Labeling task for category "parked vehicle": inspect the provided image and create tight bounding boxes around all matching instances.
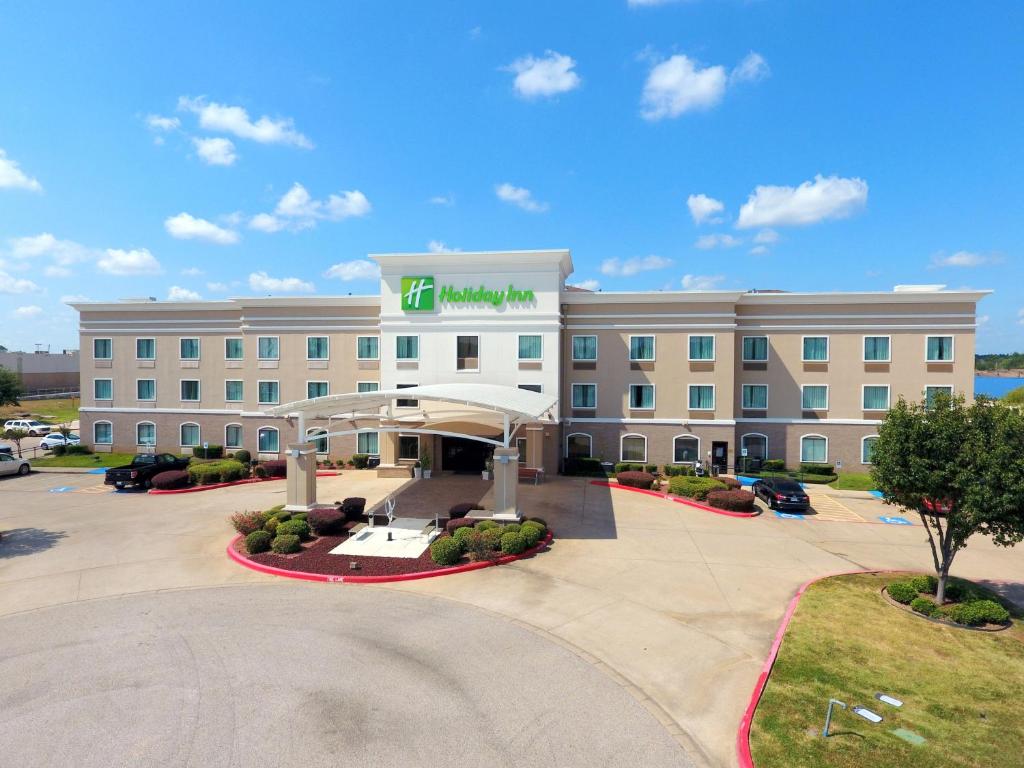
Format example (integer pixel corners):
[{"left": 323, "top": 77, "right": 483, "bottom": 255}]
[
  {"left": 752, "top": 477, "right": 810, "bottom": 511},
  {"left": 0, "top": 453, "right": 30, "bottom": 477},
  {"left": 0, "top": 445, "right": 12, "bottom": 455},
  {"left": 39, "top": 433, "right": 81, "bottom": 450},
  {"left": 3, "top": 419, "right": 51, "bottom": 436},
  {"left": 104, "top": 453, "right": 191, "bottom": 490}
]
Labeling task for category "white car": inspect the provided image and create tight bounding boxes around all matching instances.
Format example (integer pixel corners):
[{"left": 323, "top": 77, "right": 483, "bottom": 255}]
[
  {"left": 0, "top": 453, "right": 30, "bottom": 476},
  {"left": 39, "top": 433, "right": 81, "bottom": 450},
  {"left": 3, "top": 419, "right": 51, "bottom": 436}
]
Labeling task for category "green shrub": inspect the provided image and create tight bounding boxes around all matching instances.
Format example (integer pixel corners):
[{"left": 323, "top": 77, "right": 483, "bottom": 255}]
[
  {"left": 719, "top": 476, "right": 742, "bottom": 490},
  {"left": 232, "top": 449, "right": 251, "bottom": 464},
  {"left": 273, "top": 511, "right": 292, "bottom": 523},
  {"left": 614, "top": 462, "right": 645, "bottom": 474},
  {"left": 910, "top": 574, "right": 938, "bottom": 594},
  {"left": 521, "top": 519, "right": 546, "bottom": 536},
  {"left": 887, "top": 580, "right": 918, "bottom": 604},
  {"left": 187, "top": 459, "right": 247, "bottom": 485},
  {"left": 253, "top": 464, "right": 268, "bottom": 478},
  {"left": 500, "top": 531, "right": 528, "bottom": 555},
  {"left": 271, "top": 534, "right": 301, "bottom": 554},
  {"left": 452, "top": 525, "right": 477, "bottom": 550},
  {"left": 430, "top": 536, "right": 462, "bottom": 566},
  {"left": 263, "top": 517, "right": 280, "bottom": 535},
  {"left": 799, "top": 462, "right": 835, "bottom": 476},
  {"left": 192, "top": 444, "right": 224, "bottom": 459},
  {"left": 644, "top": 464, "right": 659, "bottom": 474},
  {"left": 911, "top": 596, "right": 937, "bottom": 616},
  {"left": 525, "top": 516, "right": 547, "bottom": 528},
  {"left": 475, "top": 520, "right": 499, "bottom": 531},
  {"left": 52, "top": 444, "right": 66, "bottom": 456},
  {"left": 668, "top": 475, "right": 727, "bottom": 500},
  {"left": 276, "top": 519, "right": 311, "bottom": 540},
  {"left": 502, "top": 523, "right": 521, "bottom": 534},
  {"left": 946, "top": 599, "right": 1010, "bottom": 627},
  {"left": 229, "top": 510, "right": 264, "bottom": 536},
  {"left": 520, "top": 525, "right": 542, "bottom": 548},
  {"left": 762, "top": 459, "right": 786, "bottom": 472},
  {"left": 563, "top": 458, "right": 606, "bottom": 476},
  {"left": 481, "top": 528, "right": 503, "bottom": 550},
  {"left": 245, "top": 530, "right": 272, "bottom": 554},
  {"left": 65, "top": 444, "right": 93, "bottom": 455},
  {"left": 351, "top": 453, "right": 370, "bottom": 469},
  {"left": 663, "top": 464, "right": 695, "bottom": 477}
]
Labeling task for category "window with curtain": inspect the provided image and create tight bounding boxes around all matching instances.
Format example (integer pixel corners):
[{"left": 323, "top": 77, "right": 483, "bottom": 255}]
[
  {"left": 93, "top": 338, "right": 112, "bottom": 359},
  {"left": 688, "top": 385, "right": 715, "bottom": 410},
  {"left": 673, "top": 436, "right": 699, "bottom": 463},
  {"left": 136, "top": 379, "right": 155, "bottom": 401},
  {"left": 518, "top": 335, "right": 542, "bottom": 360},
  {"left": 688, "top": 335, "right": 715, "bottom": 361},
  {"left": 357, "top": 432, "right": 379, "bottom": 455},
  {"left": 136, "top": 422, "right": 155, "bottom": 446},
  {"left": 307, "top": 428, "right": 328, "bottom": 454},
  {"left": 926, "top": 336, "right": 954, "bottom": 361},
  {"left": 802, "top": 337, "right": 828, "bottom": 361},
  {"left": 456, "top": 335, "right": 479, "bottom": 370},
  {"left": 742, "top": 336, "right": 768, "bottom": 362},
  {"left": 257, "top": 337, "right": 279, "bottom": 360},
  {"left": 357, "top": 336, "right": 379, "bottom": 360},
  {"left": 257, "top": 427, "right": 279, "bottom": 453},
  {"left": 801, "top": 436, "right": 827, "bottom": 463},
  {"left": 225, "top": 338, "right": 244, "bottom": 360},
  {"left": 396, "top": 335, "right": 419, "bottom": 360},
  {"left": 566, "top": 434, "right": 591, "bottom": 459},
  {"left": 629, "top": 384, "right": 654, "bottom": 409},
  {"left": 180, "top": 338, "right": 200, "bottom": 360},
  {"left": 307, "top": 381, "right": 328, "bottom": 399},
  {"left": 863, "top": 385, "right": 890, "bottom": 410},
  {"left": 225, "top": 424, "right": 242, "bottom": 449},
  {"left": 572, "top": 383, "right": 596, "bottom": 408},
  {"left": 862, "top": 436, "right": 878, "bottom": 464},
  {"left": 396, "top": 383, "right": 418, "bottom": 408},
  {"left": 741, "top": 434, "right": 768, "bottom": 460},
  {"left": 741, "top": 384, "right": 768, "bottom": 409},
  {"left": 180, "top": 380, "right": 200, "bottom": 401},
  {"left": 801, "top": 385, "right": 828, "bottom": 410},
  {"left": 307, "top": 336, "right": 329, "bottom": 360},
  {"left": 629, "top": 336, "right": 655, "bottom": 361},
  {"left": 620, "top": 435, "right": 646, "bottom": 462},
  {"left": 572, "top": 336, "right": 597, "bottom": 360},
  {"left": 398, "top": 435, "right": 419, "bottom": 460},
  {"left": 257, "top": 381, "right": 279, "bottom": 404},
  {"left": 357, "top": 382, "right": 379, "bottom": 393},
  {"left": 94, "top": 421, "right": 113, "bottom": 445},
  {"left": 225, "top": 380, "right": 243, "bottom": 401},
  {"left": 925, "top": 386, "right": 952, "bottom": 409},
  {"left": 180, "top": 423, "right": 200, "bottom": 447},
  {"left": 136, "top": 338, "right": 156, "bottom": 360},
  {"left": 94, "top": 379, "right": 112, "bottom": 400},
  {"left": 864, "top": 336, "right": 890, "bottom": 362}
]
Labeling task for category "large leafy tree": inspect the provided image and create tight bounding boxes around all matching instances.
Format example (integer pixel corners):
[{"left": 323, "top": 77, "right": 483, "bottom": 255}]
[
  {"left": 871, "top": 393, "right": 1024, "bottom": 603},
  {"left": 0, "top": 367, "right": 21, "bottom": 406}
]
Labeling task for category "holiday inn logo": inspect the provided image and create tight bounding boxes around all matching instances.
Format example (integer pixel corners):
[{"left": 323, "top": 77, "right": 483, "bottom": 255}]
[
  {"left": 401, "top": 276, "right": 435, "bottom": 311},
  {"left": 400, "top": 275, "right": 536, "bottom": 311}
]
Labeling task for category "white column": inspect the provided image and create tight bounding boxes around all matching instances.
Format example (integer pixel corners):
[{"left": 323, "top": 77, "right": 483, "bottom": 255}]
[
  {"left": 284, "top": 442, "right": 318, "bottom": 512},
  {"left": 491, "top": 446, "right": 519, "bottom": 518}
]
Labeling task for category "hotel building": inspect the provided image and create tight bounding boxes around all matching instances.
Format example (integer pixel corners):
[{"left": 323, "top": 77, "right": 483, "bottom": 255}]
[{"left": 72, "top": 249, "right": 986, "bottom": 475}]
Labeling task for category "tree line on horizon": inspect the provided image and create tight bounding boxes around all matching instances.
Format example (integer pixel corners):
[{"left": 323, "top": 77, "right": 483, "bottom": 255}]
[{"left": 975, "top": 353, "right": 1024, "bottom": 371}]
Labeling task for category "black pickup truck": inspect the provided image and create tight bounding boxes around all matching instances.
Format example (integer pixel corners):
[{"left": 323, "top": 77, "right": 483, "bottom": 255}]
[{"left": 104, "top": 453, "right": 190, "bottom": 489}]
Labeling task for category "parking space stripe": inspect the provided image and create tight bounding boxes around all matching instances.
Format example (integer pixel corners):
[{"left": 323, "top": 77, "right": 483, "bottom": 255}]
[{"left": 805, "top": 493, "right": 864, "bottom": 523}]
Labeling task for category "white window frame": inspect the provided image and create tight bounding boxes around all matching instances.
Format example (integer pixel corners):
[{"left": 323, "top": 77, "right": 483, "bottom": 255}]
[
  {"left": 180, "top": 379, "right": 201, "bottom": 402},
  {"left": 619, "top": 433, "right": 647, "bottom": 463},
  {"left": 564, "top": 432, "right": 593, "bottom": 459},
  {"left": 571, "top": 383, "right": 597, "bottom": 409},
  {"left": 224, "top": 380, "right": 244, "bottom": 403},
  {"left": 628, "top": 383, "right": 656, "bottom": 411},
  {"left": 257, "top": 335, "right": 280, "bottom": 361},
  {"left": 800, "top": 434, "right": 829, "bottom": 464},
  {"left": 257, "top": 380, "right": 280, "bottom": 405},
  {"left": 801, "top": 384, "right": 829, "bottom": 411},
  {"left": 396, "top": 334, "right": 420, "bottom": 361},
  {"left": 687, "top": 383, "right": 716, "bottom": 411},
  {"left": 628, "top": 334, "right": 656, "bottom": 362},
  {"left": 135, "top": 378, "right": 156, "bottom": 402},
  {"left": 671, "top": 434, "right": 700, "bottom": 464},
  {"left": 93, "top": 377, "right": 113, "bottom": 401},
  {"left": 862, "top": 384, "right": 891, "bottom": 411},
  {"left": 306, "top": 380, "right": 329, "bottom": 400},
  {"left": 861, "top": 434, "right": 879, "bottom": 465},
  {"left": 862, "top": 334, "right": 892, "bottom": 363},
  {"left": 135, "top": 337, "right": 156, "bottom": 360},
  {"left": 306, "top": 426, "right": 329, "bottom": 455},
  {"left": 224, "top": 337, "right": 244, "bottom": 361},
  {"left": 687, "top": 334, "right": 716, "bottom": 362},
  {"left": 397, "top": 433, "right": 420, "bottom": 461},
  {"left": 178, "top": 337, "right": 201, "bottom": 361},
  {"left": 801, "top": 335, "right": 830, "bottom": 363},
  {"left": 455, "top": 334, "right": 480, "bottom": 372},
  {"left": 740, "top": 433, "right": 769, "bottom": 461},
  {"left": 257, "top": 426, "right": 280, "bottom": 454},
  {"left": 224, "top": 423, "right": 243, "bottom": 450},
  {"left": 306, "top": 335, "right": 330, "bottom": 361},
  {"left": 741, "top": 335, "right": 769, "bottom": 363},
  {"left": 357, "top": 430, "right": 380, "bottom": 455},
  {"left": 517, "top": 334, "right": 544, "bottom": 361},
  {"left": 356, "top": 381, "right": 380, "bottom": 393},
  {"left": 924, "top": 384, "right": 954, "bottom": 408},
  {"left": 571, "top": 335, "right": 598, "bottom": 361},
  {"left": 93, "top": 420, "right": 113, "bottom": 445},
  {"left": 93, "top": 337, "right": 112, "bottom": 360},
  {"left": 180, "top": 422, "right": 201, "bottom": 448},
  {"left": 356, "top": 335, "right": 380, "bottom": 360},
  {"left": 741, "top": 383, "right": 768, "bottom": 410},
  {"left": 925, "top": 335, "right": 955, "bottom": 362},
  {"left": 136, "top": 421, "right": 156, "bottom": 448}
]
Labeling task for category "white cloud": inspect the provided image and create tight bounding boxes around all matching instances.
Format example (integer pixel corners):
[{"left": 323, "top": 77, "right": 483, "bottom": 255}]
[
  {"left": 251, "top": 183, "right": 372, "bottom": 233},
  {"left": 495, "top": 182, "right": 549, "bottom": 213},
  {"left": 681, "top": 273, "right": 725, "bottom": 290},
  {"left": 12, "top": 305, "right": 42, "bottom": 318},
  {"left": 568, "top": 279, "right": 600, "bottom": 291},
  {"left": 0, "top": 271, "right": 40, "bottom": 294},
  {"left": 7, "top": 233, "right": 90, "bottom": 265},
  {"left": 506, "top": 51, "right": 581, "bottom": 98},
  {"left": 730, "top": 52, "right": 770, "bottom": 84},
  {"left": 736, "top": 174, "right": 869, "bottom": 228},
  {"left": 641, "top": 55, "right": 727, "bottom": 120},
  {"left": 192, "top": 136, "right": 237, "bottom": 166},
  {"left": 930, "top": 250, "right": 994, "bottom": 268},
  {"left": 749, "top": 245, "right": 769, "bottom": 256},
  {"left": 44, "top": 265, "right": 73, "bottom": 278},
  {"left": 181, "top": 266, "right": 204, "bottom": 276},
  {"left": 248, "top": 271, "right": 314, "bottom": 293},
  {"left": 753, "top": 229, "right": 779, "bottom": 244},
  {"left": 429, "top": 195, "right": 454, "bottom": 206},
  {"left": 167, "top": 286, "right": 201, "bottom": 301},
  {"left": 977, "top": 314, "right": 990, "bottom": 326},
  {"left": 1018, "top": 308, "right": 1024, "bottom": 326},
  {"left": 687, "top": 193, "right": 725, "bottom": 225},
  {"left": 600, "top": 254, "right": 672, "bottom": 277},
  {"left": 206, "top": 281, "right": 229, "bottom": 292},
  {"left": 178, "top": 96, "right": 313, "bottom": 149},
  {"left": 427, "top": 240, "right": 460, "bottom": 254},
  {"left": 323, "top": 260, "right": 379, "bottom": 281},
  {"left": 145, "top": 114, "right": 180, "bottom": 132},
  {"left": 97, "top": 248, "right": 162, "bottom": 276},
  {"left": 164, "top": 212, "right": 240, "bottom": 245},
  {"left": 0, "top": 149, "right": 43, "bottom": 192},
  {"left": 248, "top": 213, "right": 284, "bottom": 233},
  {"left": 695, "top": 233, "right": 742, "bottom": 250}
]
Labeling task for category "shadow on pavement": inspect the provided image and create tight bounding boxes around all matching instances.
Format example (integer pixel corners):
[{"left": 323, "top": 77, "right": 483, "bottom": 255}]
[{"left": 0, "top": 527, "right": 68, "bottom": 559}]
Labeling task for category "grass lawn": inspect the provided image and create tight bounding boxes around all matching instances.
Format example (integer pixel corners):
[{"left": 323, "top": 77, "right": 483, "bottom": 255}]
[
  {"left": 750, "top": 573, "right": 1024, "bottom": 768},
  {"left": 828, "top": 473, "right": 877, "bottom": 491},
  {"left": 741, "top": 470, "right": 838, "bottom": 484},
  {"left": 0, "top": 397, "right": 80, "bottom": 425},
  {"left": 30, "top": 452, "right": 136, "bottom": 468}
]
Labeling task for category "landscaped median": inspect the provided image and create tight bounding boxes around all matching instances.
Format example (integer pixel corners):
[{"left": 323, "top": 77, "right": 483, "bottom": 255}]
[{"left": 590, "top": 472, "right": 761, "bottom": 518}]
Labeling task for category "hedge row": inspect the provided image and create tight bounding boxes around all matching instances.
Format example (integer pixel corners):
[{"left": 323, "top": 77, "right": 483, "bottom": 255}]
[{"left": 667, "top": 475, "right": 727, "bottom": 500}]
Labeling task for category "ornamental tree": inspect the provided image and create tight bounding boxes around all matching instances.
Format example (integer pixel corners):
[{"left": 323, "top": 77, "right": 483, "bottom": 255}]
[
  {"left": 3, "top": 428, "right": 29, "bottom": 458},
  {"left": 871, "top": 393, "right": 1024, "bottom": 604},
  {"left": 0, "top": 367, "right": 21, "bottom": 406}
]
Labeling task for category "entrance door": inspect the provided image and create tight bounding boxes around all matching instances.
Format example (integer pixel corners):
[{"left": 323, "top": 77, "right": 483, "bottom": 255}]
[
  {"left": 441, "top": 436, "right": 490, "bottom": 474},
  {"left": 711, "top": 441, "right": 729, "bottom": 473}
]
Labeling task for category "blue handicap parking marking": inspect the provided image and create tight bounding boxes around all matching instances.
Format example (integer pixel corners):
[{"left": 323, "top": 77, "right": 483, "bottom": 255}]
[
  {"left": 879, "top": 515, "right": 913, "bottom": 526},
  {"left": 48, "top": 486, "right": 77, "bottom": 493},
  {"left": 775, "top": 511, "right": 805, "bottom": 520},
  {"left": 736, "top": 475, "right": 758, "bottom": 486},
  {"left": 868, "top": 490, "right": 884, "bottom": 499},
  {"left": 86, "top": 467, "right": 108, "bottom": 475}
]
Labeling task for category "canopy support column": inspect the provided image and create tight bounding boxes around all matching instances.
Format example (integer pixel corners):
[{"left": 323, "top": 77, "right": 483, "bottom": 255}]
[
  {"left": 284, "top": 443, "right": 318, "bottom": 512},
  {"left": 491, "top": 447, "right": 519, "bottom": 519}
]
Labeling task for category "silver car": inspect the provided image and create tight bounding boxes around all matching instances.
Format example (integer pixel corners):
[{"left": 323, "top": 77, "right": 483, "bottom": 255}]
[{"left": 0, "top": 453, "right": 30, "bottom": 477}]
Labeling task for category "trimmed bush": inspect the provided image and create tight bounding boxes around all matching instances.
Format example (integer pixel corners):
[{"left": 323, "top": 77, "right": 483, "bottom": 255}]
[
  {"left": 719, "top": 477, "right": 742, "bottom": 490},
  {"left": 614, "top": 462, "right": 646, "bottom": 474},
  {"left": 253, "top": 464, "right": 268, "bottom": 478},
  {"left": 946, "top": 599, "right": 1010, "bottom": 627},
  {"left": 762, "top": 459, "right": 786, "bottom": 472},
  {"left": 500, "top": 531, "right": 528, "bottom": 555},
  {"left": 271, "top": 533, "right": 301, "bottom": 554},
  {"left": 887, "top": 580, "right": 918, "bottom": 605},
  {"left": 229, "top": 510, "right": 264, "bottom": 536},
  {"left": 663, "top": 464, "right": 695, "bottom": 477},
  {"left": 261, "top": 460, "right": 287, "bottom": 478},
  {"left": 668, "top": 475, "right": 727, "bottom": 500},
  {"left": 245, "top": 530, "right": 272, "bottom": 554},
  {"left": 525, "top": 516, "right": 547, "bottom": 528},
  {"left": 910, "top": 574, "right": 938, "bottom": 594},
  {"left": 563, "top": 458, "right": 606, "bottom": 476},
  {"left": 446, "top": 517, "right": 476, "bottom": 535},
  {"left": 644, "top": 464, "right": 659, "bottom": 474},
  {"left": 307, "top": 508, "right": 345, "bottom": 536},
  {"left": 188, "top": 459, "right": 247, "bottom": 485},
  {"left": 152, "top": 469, "right": 190, "bottom": 490},
  {"left": 232, "top": 449, "right": 251, "bottom": 464},
  {"left": 192, "top": 444, "right": 224, "bottom": 459},
  {"left": 522, "top": 519, "right": 547, "bottom": 535},
  {"left": 276, "top": 519, "right": 311, "bottom": 540},
  {"left": 481, "top": 528, "right": 503, "bottom": 550},
  {"left": 430, "top": 536, "right": 462, "bottom": 566},
  {"left": 65, "top": 444, "right": 93, "bottom": 455},
  {"left": 799, "top": 463, "right": 835, "bottom": 476},
  {"left": 452, "top": 525, "right": 477, "bottom": 551},
  {"left": 706, "top": 489, "right": 756, "bottom": 512},
  {"left": 502, "top": 523, "right": 522, "bottom": 534},
  {"left": 475, "top": 520, "right": 499, "bottom": 532},
  {"left": 52, "top": 444, "right": 66, "bottom": 456},
  {"left": 520, "top": 525, "right": 543, "bottom": 548},
  {"left": 351, "top": 453, "right": 370, "bottom": 469},
  {"left": 911, "top": 597, "right": 938, "bottom": 616},
  {"left": 617, "top": 471, "right": 655, "bottom": 490},
  {"left": 448, "top": 502, "right": 483, "bottom": 519},
  {"left": 263, "top": 517, "right": 280, "bottom": 535}
]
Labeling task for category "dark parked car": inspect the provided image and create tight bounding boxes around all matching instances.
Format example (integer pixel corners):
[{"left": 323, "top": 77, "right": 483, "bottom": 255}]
[
  {"left": 752, "top": 477, "right": 810, "bottom": 511},
  {"left": 104, "top": 453, "right": 190, "bottom": 490}
]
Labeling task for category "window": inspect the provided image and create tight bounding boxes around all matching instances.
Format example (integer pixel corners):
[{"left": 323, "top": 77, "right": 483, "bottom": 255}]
[
  {"left": 94, "top": 378, "right": 112, "bottom": 401},
  {"left": 136, "top": 337, "right": 156, "bottom": 360},
  {"left": 741, "top": 384, "right": 768, "bottom": 410},
  {"left": 180, "top": 338, "right": 200, "bottom": 360},
  {"left": 257, "top": 380, "right": 279, "bottom": 405},
  {"left": 572, "top": 335, "right": 597, "bottom": 361},
  {"left": 572, "top": 383, "right": 596, "bottom": 408},
  {"left": 926, "top": 336, "right": 954, "bottom": 362},
  {"left": 861, "top": 435, "right": 879, "bottom": 465},
  {"left": 742, "top": 336, "right": 768, "bottom": 362},
  {"left": 307, "top": 381, "right": 329, "bottom": 399},
  {"left": 225, "top": 424, "right": 243, "bottom": 449},
  {"left": 398, "top": 435, "right": 419, "bottom": 460},
  {"left": 518, "top": 335, "right": 542, "bottom": 360},
  {"left": 456, "top": 335, "right": 479, "bottom": 370},
  {"left": 357, "top": 336, "right": 379, "bottom": 360},
  {"left": 629, "top": 384, "right": 655, "bottom": 410},
  {"left": 396, "top": 335, "right": 419, "bottom": 360},
  {"left": 180, "top": 423, "right": 200, "bottom": 447},
  {"left": 620, "top": 434, "right": 646, "bottom": 463},
  {"left": 629, "top": 335, "right": 655, "bottom": 361},
  {"left": 516, "top": 438, "right": 528, "bottom": 464},
  {"left": 673, "top": 435, "right": 699, "bottom": 464},
  {"left": 94, "top": 421, "right": 113, "bottom": 445},
  {"left": 93, "top": 338, "right": 112, "bottom": 360},
  {"left": 136, "top": 422, "right": 156, "bottom": 447},
  {"left": 225, "top": 380, "right": 244, "bottom": 402},
  {"left": 864, "top": 336, "right": 890, "bottom": 362},
  {"left": 565, "top": 433, "right": 592, "bottom": 459},
  {"left": 800, "top": 435, "right": 828, "bottom": 463},
  {"left": 136, "top": 379, "right": 156, "bottom": 401},
  {"left": 863, "top": 385, "right": 890, "bottom": 410},
  {"left": 688, "top": 335, "right": 715, "bottom": 361},
  {"left": 396, "top": 383, "right": 417, "bottom": 408},
  {"left": 801, "top": 385, "right": 828, "bottom": 410},
  {"left": 257, "top": 336, "right": 279, "bottom": 360},
  {"left": 357, "top": 431, "right": 379, "bottom": 455},
  {"left": 802, "top": 336, "right": 829, "bottom": 362},
  {"left": 518, "top": 384, "right": 542, "bottom": 393},
  {"left": 688, "top": 384, "right": 715, "bottom": 410},
  {"left": 925, "top": 385, "right": 953, "bottom": 409},
  {"left": 180, "top": 380, "right": 200, "bottom": 401},
  {"left": 741, "top": 434, "right": 768, "bottom": 461},
  {"left": 357, "top": 382, "right": 379, "bottom": 393},
  {"left": 225, "top": 338, "right": 244, "bottom": 360},
  {"left": 307, "top": 336, "right": 329, "bottom": 360},
  {"left": 257, "top": 427, "right": 279, "bottom": 453},
  {"left": 307, "top": 427, "right": 328, "bottom": 454}
]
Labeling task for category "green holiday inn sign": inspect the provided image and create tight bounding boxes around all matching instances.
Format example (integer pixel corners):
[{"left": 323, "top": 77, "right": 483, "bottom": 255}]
[{"left": 400, "top": 276, "right": 535, "bottom": 311}]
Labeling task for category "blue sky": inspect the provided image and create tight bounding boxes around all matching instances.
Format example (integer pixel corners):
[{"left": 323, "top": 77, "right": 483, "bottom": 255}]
[{"left": 1, "top": 1, "right": 1021, "bottom": 353}]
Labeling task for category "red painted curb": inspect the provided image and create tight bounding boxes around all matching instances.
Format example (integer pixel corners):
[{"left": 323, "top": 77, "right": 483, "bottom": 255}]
[
  {"left": 590, "top": 480, "right": 758, "bottom": 518},
  {"left": 226, "top": 530, "right": 554, "bottom": 584},
  {"left": 149, "top": 471, "right": 340, "bottom": 495}
]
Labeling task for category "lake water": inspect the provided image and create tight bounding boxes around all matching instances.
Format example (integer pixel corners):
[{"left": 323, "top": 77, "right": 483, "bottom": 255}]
[{"left": 975, "top": 376, "right": 1024, "bottom": 398}]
